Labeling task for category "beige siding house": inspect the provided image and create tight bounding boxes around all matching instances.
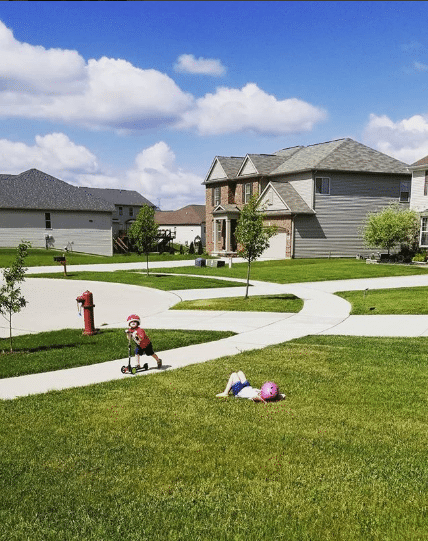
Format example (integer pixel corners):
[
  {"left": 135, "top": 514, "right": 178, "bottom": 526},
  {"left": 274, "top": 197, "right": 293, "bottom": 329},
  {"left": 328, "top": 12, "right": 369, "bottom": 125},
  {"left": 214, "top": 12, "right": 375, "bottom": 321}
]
[
  {"left": 204, "top": 139, "right": 411, "bottom": 258},
  {"left": 155, "top": 205, "right": 206, "bottom": 247},
  {"left": 408, "top": 156, "right": 428, "bottom": 247},
  {"left": 0, "top": 169, "right": 115, "bottom": 256},
  {"left": 79, "top": 187, "right": 155, "bottom": 237}
]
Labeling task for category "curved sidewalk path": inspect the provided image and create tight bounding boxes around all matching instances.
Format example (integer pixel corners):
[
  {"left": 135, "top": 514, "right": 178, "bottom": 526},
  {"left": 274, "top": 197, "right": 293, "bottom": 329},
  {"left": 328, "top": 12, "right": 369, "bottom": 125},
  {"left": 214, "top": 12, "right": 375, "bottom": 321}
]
[{"left": 1, "top": 260, "right": 428, "bottom": 399}]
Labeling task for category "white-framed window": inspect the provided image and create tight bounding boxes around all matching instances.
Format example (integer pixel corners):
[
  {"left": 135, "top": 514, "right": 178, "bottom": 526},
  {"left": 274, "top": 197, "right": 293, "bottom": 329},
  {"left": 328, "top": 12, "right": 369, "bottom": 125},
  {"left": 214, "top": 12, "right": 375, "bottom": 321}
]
[
  {"left": 213, "top": 186, "right": 220, "bottom": 206},
  {"left": 216, "top": 220, "right": 222, "bottom": 243},
  {"left": 244, "top": 182, "right": 252, "bottom": 203},
  {"left": 45, "top": 212, "right": 52, "bottom": 229},
  {"left": 420, "top": 217, "right": 428, "bottom": 247},
  {"left": 129, "top": 207, "right": 134, "bottom": 217},
  {"left": 400, "top": 181, "right": 410, "bottom": 202},
  {"left": 315, "top": 177, "right": 330, "bottom": 195},
  {"left": 424, "top": 172, "right": 428, "bottom": 196}
]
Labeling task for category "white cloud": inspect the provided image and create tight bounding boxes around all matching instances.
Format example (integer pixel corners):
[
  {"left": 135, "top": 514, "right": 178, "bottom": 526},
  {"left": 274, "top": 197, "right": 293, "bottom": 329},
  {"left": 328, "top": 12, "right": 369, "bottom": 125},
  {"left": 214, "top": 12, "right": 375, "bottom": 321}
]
[
  {"left": 0, "top": 21, "right": 86, "bottom": 93},
  {"left": 0, "top": 133, "right": 205, "bottom": 208},
  {"left": 364, "top": 113, "right": 428, "bottom": 164},
  {"left": 0, "top": 20, "right": 326, "bottom": 138},
  {"left": 0, "top": 21, "right": 193, "bottom": 130},
  {"left": 174, "top": 54, "right": 226, "bottom": 76},
  {"left": 177, "top": 83, "right": 327, "bottom": 135},
  {"left": 0, "top": 133, "right": 98, "bottom": 176},
  {"left": 124, "top": 142, "right": 205, "bottom": 208},
  {"left": 413, "top": 61, "right": 428, "bottom": 72}
]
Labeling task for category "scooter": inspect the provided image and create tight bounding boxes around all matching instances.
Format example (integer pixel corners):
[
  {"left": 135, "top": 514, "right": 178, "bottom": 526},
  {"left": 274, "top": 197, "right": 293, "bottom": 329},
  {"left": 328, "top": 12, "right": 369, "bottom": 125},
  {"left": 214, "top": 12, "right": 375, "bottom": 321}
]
[{"left": 121, "top": 342, "right": 148, "bottom": 375}]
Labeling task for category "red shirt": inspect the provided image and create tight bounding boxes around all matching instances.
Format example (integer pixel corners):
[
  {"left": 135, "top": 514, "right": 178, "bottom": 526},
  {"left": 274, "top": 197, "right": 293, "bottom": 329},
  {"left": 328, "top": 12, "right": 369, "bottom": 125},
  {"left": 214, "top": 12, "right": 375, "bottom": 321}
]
[{"left": 130, "top": 327, "right": 150, "bottom": 348}]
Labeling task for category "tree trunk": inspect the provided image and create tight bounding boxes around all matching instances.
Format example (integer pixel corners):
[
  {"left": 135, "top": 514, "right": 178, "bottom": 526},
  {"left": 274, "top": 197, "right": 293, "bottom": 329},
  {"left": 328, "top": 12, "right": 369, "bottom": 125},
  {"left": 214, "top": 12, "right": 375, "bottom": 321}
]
[
  {"left": 146, "top": 253, "right": 149, "bottom": 277},
  {"left": 9, "top": 309, "right": 12, "bottom": 352},
  {"left": 245, "top": 260, "right": 251, "bottom": 298}
]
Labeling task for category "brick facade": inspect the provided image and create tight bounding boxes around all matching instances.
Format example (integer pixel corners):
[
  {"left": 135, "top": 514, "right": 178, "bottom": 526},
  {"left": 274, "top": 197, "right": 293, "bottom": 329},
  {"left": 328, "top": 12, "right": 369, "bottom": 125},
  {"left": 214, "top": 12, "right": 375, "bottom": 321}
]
[{"left": 205, "top": 179, "right": 287, "bottom": 255}]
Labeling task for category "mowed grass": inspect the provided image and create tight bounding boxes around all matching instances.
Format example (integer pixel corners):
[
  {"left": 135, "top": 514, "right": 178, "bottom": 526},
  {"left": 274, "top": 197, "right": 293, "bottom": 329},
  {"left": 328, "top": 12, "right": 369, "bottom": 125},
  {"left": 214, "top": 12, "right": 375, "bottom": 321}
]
[
  {"left": 1, "top": 335, "right": 427, "bottom": 540},
  {"left": 27, "top": 270, "right": 245, "bottom": 291},
  {"left": 0, "top": 328, "right": 235, "bottom": 378},
  {"left": 0, "top": 248, "right": 199, "bottom": 268},
  {"left": 172, "top": 294, "right": 303, "bottom": 312},
  {"left": 337, "top": 286, "right": 428, "bottom": 314},
  {"left": 153, "top": 258, "right": 428, "bottom": 284}
]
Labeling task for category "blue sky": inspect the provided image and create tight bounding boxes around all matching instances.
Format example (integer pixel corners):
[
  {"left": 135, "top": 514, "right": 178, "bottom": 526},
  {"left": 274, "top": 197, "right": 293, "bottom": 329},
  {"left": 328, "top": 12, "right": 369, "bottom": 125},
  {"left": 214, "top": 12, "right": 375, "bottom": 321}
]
[{"left": 0, "top": 1, "right": 427, "bottom": 209}]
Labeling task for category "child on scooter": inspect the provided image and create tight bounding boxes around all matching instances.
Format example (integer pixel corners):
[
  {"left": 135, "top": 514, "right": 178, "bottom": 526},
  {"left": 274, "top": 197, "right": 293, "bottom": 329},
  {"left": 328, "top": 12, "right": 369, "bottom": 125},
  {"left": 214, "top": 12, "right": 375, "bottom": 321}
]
[{"left": 125, "top": 314, "right": 162, "bottom": 369}]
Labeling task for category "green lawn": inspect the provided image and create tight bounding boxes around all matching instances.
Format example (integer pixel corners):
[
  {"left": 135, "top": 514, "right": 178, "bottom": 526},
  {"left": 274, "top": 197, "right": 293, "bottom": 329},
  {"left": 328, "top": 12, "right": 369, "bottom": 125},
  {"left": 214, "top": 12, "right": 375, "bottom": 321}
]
[
  {"left": 0, "top": 328, "right": 235, "bottom": 378},
  {"left": 154, "top": 258, "right": 428, "bottom": 284},
  {"left": 172, "top": 294, "right": 303, "bottom": 312},
  {"left": 1, "top": 335, "right": 427, "bottom": 540},
  {"left": 337, "top": 286, "right": 428, "bottom": 315},
  {"left": 27, "top": 270, "right": 245, "bottom": 291},
  {"left": 0, "top": 248, "right": 201, "bottom": 268}
]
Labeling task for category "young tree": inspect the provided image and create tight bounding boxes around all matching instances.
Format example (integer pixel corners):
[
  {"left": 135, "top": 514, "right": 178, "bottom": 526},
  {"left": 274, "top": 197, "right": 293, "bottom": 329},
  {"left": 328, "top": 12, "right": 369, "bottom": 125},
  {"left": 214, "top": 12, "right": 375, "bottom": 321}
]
[
  {"left": 362, "top": 202, "right": 420, "bottom": 256},
  {"left": 0, "top": 241, "right": 30, "bottom": 352},
  {"left": 128, "top": 205, "right": 160, "bottom": 276},
  {"left": 235, "top": 194, "right": 277, "bottom": 298}
]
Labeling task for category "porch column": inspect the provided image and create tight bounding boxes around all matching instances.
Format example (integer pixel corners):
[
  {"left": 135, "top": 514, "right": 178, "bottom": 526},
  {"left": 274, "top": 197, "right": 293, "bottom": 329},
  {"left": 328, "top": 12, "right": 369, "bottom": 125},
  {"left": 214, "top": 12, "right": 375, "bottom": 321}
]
[{"left": 225, "top": 218, "right": 231, "bottom": 252}]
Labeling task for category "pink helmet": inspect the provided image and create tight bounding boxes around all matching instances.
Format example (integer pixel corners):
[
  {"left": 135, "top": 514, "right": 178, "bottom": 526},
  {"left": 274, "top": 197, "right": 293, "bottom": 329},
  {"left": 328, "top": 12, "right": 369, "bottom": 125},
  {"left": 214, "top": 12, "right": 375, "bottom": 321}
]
[
  {"left": 260, "top": 381, "right": 279, "bottom": 401},
  {"left": 127, "top": 314, "right": 140, "bottom": 326}
]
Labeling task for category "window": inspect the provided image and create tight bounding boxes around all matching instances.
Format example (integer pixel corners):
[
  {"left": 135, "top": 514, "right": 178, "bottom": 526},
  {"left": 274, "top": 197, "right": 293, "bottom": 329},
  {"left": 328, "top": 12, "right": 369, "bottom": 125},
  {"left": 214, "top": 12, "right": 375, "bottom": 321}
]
[
  {"left": 212, "top": 187, "right": 220, "bottom": 206},
  {"left": 129, "top": 207, "right": 134, "bottom": 217},
  {"left": 424, "top": 172, "right": 428, "bottom": 196},
  {"left": 243, "top": 182, "right": 252, "bottom": 203},
  {"left": 45, "top": 212, "right": 52, "bottom": 229},
  {"left": 315, "top": 177, "right": 330, "bottom": 195},
  {"left": 400, "top": 181, "right": 410, "bottom": 202},
  {"left": 118, "top": 206, "right": 123, "bottom": 216},
  {"left": 421, "top": 217, "right": 428, "bottom": 246}
]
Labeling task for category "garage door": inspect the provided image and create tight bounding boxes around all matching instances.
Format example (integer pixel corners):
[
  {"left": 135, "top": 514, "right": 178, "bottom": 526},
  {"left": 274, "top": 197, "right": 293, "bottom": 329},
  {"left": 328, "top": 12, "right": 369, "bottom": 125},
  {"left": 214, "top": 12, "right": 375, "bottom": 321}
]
[{"left": 262, "top": 232, "right": 287, "bottom": 259}]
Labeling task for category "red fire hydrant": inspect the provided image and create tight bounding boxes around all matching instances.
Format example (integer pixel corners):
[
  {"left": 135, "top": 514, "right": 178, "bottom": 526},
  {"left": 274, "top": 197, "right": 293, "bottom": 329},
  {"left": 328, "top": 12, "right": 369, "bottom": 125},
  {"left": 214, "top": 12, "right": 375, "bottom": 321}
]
[{"left": 76, "top": 290, "right": 98, "bottom": 335}]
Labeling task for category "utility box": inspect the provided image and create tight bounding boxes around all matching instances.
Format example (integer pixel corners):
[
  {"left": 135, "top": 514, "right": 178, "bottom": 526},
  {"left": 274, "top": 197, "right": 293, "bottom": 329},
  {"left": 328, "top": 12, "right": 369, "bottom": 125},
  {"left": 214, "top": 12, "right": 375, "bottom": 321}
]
[
  {"left": 206, "top": 259, "right": 225, "bottom": 268},
  {"left": 195, "top": 258, "right": 206, "bottom": 267}
]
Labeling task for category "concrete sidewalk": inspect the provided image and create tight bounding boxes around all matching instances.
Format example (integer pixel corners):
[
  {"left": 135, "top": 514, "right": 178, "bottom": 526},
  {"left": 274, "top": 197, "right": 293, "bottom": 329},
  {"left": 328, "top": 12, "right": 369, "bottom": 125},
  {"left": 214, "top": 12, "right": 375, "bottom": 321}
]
[{"left": 1, "top": 266, "right": 428, "bottom": 400}]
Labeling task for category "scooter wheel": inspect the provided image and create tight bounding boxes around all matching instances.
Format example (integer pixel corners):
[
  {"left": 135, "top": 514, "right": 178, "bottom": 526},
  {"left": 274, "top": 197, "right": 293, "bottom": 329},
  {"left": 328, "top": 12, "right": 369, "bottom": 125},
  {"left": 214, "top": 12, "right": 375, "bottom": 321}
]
[
  {"left": 143, "top": 363, "right": 149, "bottom": 371},
  {"left": 121, "top": 366, "right": 127, "bottom": 374},
  {"left": 131, "top": 367, "right": 137, "bottom": 375}
]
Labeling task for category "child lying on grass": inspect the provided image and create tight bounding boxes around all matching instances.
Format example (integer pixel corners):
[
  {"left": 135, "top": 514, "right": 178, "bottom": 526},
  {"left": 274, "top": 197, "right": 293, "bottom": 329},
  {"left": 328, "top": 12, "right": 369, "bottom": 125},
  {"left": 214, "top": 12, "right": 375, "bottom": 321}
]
[{"left": 216, "top": 370, "right": 285, "bottom": 402}]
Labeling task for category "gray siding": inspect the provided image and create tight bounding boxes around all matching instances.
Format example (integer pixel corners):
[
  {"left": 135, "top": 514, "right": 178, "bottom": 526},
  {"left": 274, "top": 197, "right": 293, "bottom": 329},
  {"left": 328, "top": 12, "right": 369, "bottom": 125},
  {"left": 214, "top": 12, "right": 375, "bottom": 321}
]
[
  {"left": 0, "top": 209, "right": 113, "bottom": 256},
  {"left": 293, "top": 172, "right": 410, "bottom": 258}
]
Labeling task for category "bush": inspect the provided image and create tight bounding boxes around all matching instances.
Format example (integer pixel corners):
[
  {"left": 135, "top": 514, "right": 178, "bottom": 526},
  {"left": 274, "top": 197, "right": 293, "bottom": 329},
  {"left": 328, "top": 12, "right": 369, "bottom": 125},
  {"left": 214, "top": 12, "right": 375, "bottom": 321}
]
[{"left": 412, "top": 251, "right": 428, "bottom": 262}]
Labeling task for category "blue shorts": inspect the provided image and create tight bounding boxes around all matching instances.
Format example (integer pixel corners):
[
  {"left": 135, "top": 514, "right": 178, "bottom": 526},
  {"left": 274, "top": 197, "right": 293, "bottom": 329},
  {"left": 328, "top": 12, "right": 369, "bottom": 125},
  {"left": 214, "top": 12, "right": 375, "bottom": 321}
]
[
  {"left": 135, "top": 342, "right": 154, "bottom": 356},
  {"left": 231, "top": 380, "right": 250, "bottom": 396}
]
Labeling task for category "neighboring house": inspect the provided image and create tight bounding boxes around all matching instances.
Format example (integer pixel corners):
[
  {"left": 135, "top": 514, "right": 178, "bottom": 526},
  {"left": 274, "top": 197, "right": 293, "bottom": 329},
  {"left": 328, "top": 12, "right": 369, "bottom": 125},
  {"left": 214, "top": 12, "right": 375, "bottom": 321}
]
[
  {"left": 0, "top": 169, "right": 115, "bottom": 256},
  {"left": 155, "top": 205, "right": 206, "bottom": 247},
  {"left": 80, "top": 187, "right": 155, "bottom": 237},
  {"left": 204, "top": 138, "right": 411, "bottom": 258},
  {"left": 408, "top": 156, "right": 428, "bottom": 248}
]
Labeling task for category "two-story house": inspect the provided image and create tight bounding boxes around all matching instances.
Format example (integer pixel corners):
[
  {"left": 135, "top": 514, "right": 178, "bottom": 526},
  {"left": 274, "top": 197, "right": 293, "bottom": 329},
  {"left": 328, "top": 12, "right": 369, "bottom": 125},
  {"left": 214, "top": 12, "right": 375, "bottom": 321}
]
[
  {"left": 80, "top": 187, "right": 155, "bottom": 237},
  {"left": 204, "top": 138, "right": 411, "bottom": 258},
  {"left": 408, "top": 156, "right": 428, "bottom": 248}
]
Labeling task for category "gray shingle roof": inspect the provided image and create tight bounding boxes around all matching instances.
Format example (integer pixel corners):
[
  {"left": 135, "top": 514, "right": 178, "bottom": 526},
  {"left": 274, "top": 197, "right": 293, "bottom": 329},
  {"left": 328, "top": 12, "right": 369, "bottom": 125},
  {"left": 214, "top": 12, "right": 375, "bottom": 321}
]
[
  {"left": 0, "top": 169, "right": 115, "bottom": 212},
  {"left": 217, "top": 156, "right": 244, "bottom": 178},
  {"left": 79, "top": 187, "right": 154, "bottom": 207},
  {"left": 270, "top": 182, "right": 314, "bottom": 214},
  {"left": 245, "top": 154, "right": 291, "bottom": 175},
  {"left": 271, "top": 139, "right": 409, "bottom": 175},
  {"left": 410, "top": 155, "right": 428, "bottom": 168}
]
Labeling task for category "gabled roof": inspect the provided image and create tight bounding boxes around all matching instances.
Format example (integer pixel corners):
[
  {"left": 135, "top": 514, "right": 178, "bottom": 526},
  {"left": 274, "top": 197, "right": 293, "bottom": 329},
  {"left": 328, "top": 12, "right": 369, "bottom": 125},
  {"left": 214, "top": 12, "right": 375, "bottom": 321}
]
[
  {"left": 410, "top": 155, "right": 428, "bottom": 169},
  {"left": 80, "top": 187, "right": 155, "bottom": 207},
  {"left": 155, "top": 205, "right": 205, "bottom": 225},
  {"left": 0, "top": 169, "right": 115, "bottom": 212},
  {"left": 271, "top": 138, "right": 409, "bottom": 176},
  {"left": 204, "top": 156, "right": 244, "bottom": 183},
  {"left": 212, "top": 203, "right": 240, "bottom": 214},
  {"left": 238, "top": 154, "right": 290, "bottom": 176},
  {"left": 270, "top": 182, "right": 314, "bottom": 214}
]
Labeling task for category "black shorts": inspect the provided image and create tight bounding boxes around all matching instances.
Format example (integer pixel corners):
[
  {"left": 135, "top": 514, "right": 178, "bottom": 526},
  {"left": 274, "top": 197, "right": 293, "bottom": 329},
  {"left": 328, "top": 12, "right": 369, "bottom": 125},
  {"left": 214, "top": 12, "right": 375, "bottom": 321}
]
[{"left": 135, "top": 342, "right": 154, "bottom": 356}]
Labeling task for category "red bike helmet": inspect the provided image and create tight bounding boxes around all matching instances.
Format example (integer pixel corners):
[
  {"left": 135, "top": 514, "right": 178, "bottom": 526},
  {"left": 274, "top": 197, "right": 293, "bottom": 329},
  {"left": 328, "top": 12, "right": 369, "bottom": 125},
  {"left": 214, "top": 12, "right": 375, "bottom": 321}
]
[{"left": 127, "top": 314, "right": 140, "bottom": 326}]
